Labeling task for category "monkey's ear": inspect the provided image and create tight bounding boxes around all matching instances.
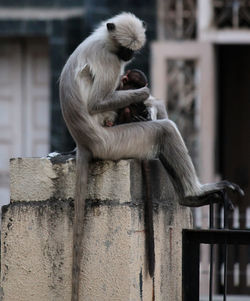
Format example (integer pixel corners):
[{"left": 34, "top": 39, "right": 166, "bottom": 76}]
[{"left": 107, "top": 23, "right": 116, "bottom": 31}]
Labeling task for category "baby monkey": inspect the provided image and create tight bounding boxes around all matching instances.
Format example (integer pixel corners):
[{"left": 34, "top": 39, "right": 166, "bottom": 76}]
[
  {"left": 103, "top": 69, "right": 167, "bottom": 126},
  {"left": 117, "top": 69, "right": 152, "bottom": 124},
  {"left": 119, "top": 69, "right": 167, "bottom": 123}
]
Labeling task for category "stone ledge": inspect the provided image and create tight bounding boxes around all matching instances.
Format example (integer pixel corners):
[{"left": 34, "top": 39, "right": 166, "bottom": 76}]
[
  {"left": 10, "top": 157, "right": 135, "bottom": 204},
  {"left": 2, "top": 156, "right": 193, "bottom": 301},
  {"left": 10, "top": 157, "right": 177, "bottom": 205}
]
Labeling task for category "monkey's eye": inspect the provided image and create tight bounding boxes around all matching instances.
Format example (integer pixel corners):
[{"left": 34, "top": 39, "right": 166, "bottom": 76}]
[{"left": 142, "top": 21, "right": 147, "bottom": 29}]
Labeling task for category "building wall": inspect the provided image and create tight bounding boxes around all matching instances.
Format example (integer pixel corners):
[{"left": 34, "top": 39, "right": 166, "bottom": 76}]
[
  {"left": 0, "top": 1, "right": 84, "bottom": 153},
  {"left": 0, "top": 0, "right": 83, "bottom": 7},
  {"left": 0, "top": 1, "right": 85, "bottom": 208},
  {"left": 153, "top": 0, "right": 250, "bottom": 296},
  {"left": 0, "top": 0, "right": 157, "bottom": 151}
]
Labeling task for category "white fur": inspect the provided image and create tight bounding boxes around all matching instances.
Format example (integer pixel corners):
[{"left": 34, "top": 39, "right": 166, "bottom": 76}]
[{"left": 144, "top": 95, "right": 168, "bottom": 121}]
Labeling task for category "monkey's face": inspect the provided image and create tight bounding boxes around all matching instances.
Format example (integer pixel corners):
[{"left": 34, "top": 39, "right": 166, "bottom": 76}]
[
  {"left": 106, "top": 12, "right": 146, "bottom": 61},
  {"left": 116, "top": 46, "right": 134, "bottom": 62}
]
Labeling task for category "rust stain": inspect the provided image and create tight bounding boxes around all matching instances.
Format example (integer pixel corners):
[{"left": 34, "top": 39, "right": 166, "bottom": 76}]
[{"left": 134, "top": 229, "right": 145, "bottom": 233}]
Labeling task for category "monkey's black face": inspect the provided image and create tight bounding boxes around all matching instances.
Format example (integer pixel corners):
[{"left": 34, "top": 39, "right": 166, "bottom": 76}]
[{"left": 116, "top": 45, "right": 134, "bottom": 61}]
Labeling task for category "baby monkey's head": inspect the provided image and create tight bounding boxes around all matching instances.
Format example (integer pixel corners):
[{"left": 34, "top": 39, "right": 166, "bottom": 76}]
[{"left": 120, "top": 69, "right": 148, "bottom": 90}]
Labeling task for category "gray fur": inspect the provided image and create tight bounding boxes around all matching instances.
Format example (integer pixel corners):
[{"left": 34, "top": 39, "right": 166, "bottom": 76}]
[
  {"left": 144, "top": 95, "right": 168, "bottom": 120},
  {"left": 59, "top": 12, "right": 243, "bottom": 301}
]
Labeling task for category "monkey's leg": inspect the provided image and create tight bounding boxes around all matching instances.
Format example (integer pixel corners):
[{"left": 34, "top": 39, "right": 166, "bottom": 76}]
[
  {"left": 156, "top": 121, "right": 244, "bottom": 206},
  {"left": 91, "top": 119, "right": 243, "bottom": 207},
  {"left": 92, "top": 119, "right": 201, "bottom": 198},
  {"left": 90, "top": 121, "right": 160, "bottom": 160}
]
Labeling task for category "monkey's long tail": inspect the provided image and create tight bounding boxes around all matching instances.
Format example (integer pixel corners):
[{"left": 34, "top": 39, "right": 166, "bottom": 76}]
[
  {"left": 142, "top": 160, "right": 155, "bottom": 278},
  {"left": 71, "top": 148, "right": 90, "bottom": 301}
]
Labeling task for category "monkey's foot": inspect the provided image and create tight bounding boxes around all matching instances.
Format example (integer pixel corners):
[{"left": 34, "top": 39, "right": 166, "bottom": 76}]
[
  {"left": 180, "top": 180, "right": 244, "bottom": 208},
  {"left": 203, "top": 180, "right": 244, "bottom": 197}
]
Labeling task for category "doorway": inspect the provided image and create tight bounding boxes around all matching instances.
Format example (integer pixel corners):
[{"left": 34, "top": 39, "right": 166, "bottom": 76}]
[
  {"left": 0, "top": 38, "right": 50, "bottom": 206},
  {"left": 217, "top": 45, "right": 250, "bottom": 295}
]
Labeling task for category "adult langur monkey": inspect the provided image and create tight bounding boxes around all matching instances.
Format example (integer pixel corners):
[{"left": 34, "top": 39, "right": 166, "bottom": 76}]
[{"left": 59, "top": 12, "right": 244, "bottom": 301}]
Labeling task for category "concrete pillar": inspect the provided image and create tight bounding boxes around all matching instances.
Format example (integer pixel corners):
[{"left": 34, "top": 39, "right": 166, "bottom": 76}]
[{"left": 1, "top": 156, "right": 192, "bottom": 301}]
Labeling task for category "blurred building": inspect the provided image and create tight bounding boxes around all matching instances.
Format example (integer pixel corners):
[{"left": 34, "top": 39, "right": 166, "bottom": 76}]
[
  {"left": 0, "top": 0, "right": 249, "bottom": 298},
  {"left": 152, "top": 0, "right": 250, "bottom": 297},
  {"left": 0, "top": 0, "right": 156, "bottom": 206},
  {"left": 0, "top": 0, "right": 85, "bottom": 206}
]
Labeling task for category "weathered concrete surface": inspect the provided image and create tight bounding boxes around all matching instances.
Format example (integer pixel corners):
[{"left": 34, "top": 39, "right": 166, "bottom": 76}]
[
  {"left": 1, "top": 157, "right": 193, "bottom": 301},
  {"left": 1, "top": 200, "right": 73, "bottom": 301},
  {"left": 10, "top": 157, "right": 133, "bottom": 203}
]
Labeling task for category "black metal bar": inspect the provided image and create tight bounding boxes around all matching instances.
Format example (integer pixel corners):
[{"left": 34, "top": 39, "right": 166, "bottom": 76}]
[
  {"left": 209, "top": 243, "right": 214, "bottom": 301},
  {"left": 183, "top": 191, "right": 250, "bottom": 301},
  {"left": 210, "top": 203, "right": 214, "bottom": 229},
  {"left": 224, "top": 193, "right": 229, "bottom": 230},
  {"left": 223, "top": 193, "right": 230, "bottom": 301},
  {"left": 182, "top": 233, "right": 200, "bottom": 301},
  {"left": 209, "top": 203, "right": 214, "bottom": 301},
  {"left": 223, "top": 243, "right": 228, "bottom": 301},
  {"left": 182, "top": 229, "right": 250, "bottom": 245}
]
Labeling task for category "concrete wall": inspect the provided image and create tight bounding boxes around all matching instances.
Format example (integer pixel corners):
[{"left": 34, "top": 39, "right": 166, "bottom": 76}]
[{"left": 1, "top": 156, "right": 192, "bottom": 301}]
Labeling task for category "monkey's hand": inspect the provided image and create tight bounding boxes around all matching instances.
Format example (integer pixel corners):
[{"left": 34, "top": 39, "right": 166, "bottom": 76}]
[
  {"left": 105, "top": 120, "right": 115, "bottom": 127},
  {"left": 180, "top": 180, "right": 244, "bottom": 208},
  {"left": 133, "top": 86, "right": 150, "bottom": 103}
]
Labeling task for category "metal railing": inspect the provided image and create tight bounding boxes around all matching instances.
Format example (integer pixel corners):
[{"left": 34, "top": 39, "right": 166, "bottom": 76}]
[{"left": 182, "top": 192, "right": 250, "bottom": 301}]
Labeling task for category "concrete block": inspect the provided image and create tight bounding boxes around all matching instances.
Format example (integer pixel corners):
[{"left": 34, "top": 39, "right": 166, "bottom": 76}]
[
  {"left": 10, "top": 158, "right": 134, "bottom": 203},
  {"left": 1, "top": 200, "right": 73, "bottom": 301},
  {"left": 2, "top": 157, "right": 193, "bottom": 301}
]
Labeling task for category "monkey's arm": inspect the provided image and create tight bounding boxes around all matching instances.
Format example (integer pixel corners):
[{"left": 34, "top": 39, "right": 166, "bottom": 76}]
[
  {"left": 89, "top": 88, "right": 150, "bottom": 114},
  {"left": 82, "top": 63, "right": 150, "bottom": 114}
]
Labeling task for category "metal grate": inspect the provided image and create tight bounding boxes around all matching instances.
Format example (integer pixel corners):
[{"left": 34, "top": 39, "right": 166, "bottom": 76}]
[
  {"left": 182, "top": 193, "right": 250, "bottom": 301},
  {"left": 217, "top": 207, "right": 250, "bottom": 295},
  {"left": 167, "top": 59, "right": 199, "bottom": 169},
  {"left": 158, "top": 0, "right": 197, "bottom": 40},
  {"left": 213, "top": 0, "right": 250, "bottom": 29}
]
